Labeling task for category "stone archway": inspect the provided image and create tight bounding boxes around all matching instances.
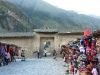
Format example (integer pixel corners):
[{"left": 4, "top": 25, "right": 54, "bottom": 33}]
[{"left": 40, "top": 37, "right": 54, "bottom": 57}]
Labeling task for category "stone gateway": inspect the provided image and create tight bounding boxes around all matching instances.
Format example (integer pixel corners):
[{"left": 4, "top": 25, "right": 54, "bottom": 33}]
[{"left": 0, "top": 29, "right": 83, "bottom": 58}]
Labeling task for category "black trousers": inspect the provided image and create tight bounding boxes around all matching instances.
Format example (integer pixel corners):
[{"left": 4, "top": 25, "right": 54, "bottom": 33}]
[
  {"left": 45, "top": 53, "right": 47, "bottom": 57},
  {"left": 5, "top": 58, "right": 9, "bottom": 65}
]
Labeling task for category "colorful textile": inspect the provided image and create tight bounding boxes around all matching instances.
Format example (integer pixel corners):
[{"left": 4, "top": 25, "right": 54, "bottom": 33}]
[
  {"left": 79, "top": 47, "right": 85, "bottom": 53},
  {"left": 91, "top": 68, "right": 98, "bottom": 75},
  {"left": 84, "top": 30, "right": 91, "bottom": 36}
]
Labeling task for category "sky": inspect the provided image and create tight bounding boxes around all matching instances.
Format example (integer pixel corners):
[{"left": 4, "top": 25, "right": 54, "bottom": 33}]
[{"left": 43, "top": 0, "right": 100, "bottom": 16}]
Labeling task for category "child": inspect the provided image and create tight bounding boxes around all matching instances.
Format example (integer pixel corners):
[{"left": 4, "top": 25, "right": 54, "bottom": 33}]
[{"left": 53, "top": 50, "right": 57, "bottom": 59}]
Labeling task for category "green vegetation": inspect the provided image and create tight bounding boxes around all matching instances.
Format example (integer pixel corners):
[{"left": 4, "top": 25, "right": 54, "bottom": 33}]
[
  {"left": 0, "top": 0, "right": 36, "bottom": 32},
  {"left": 0, "top": 1, "right": 8, "bottom": 11},
  {"left": 5, "top": 0, "right": 100, "bottom": 31}
]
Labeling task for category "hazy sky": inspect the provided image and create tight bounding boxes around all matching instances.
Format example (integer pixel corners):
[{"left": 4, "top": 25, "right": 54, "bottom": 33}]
[{"left": 43, "top": 0, "right": 100, "bottom": 16}]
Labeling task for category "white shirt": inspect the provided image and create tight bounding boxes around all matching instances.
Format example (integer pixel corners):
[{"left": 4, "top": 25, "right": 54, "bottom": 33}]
[
  {"left": 44, "top": 49, "right": 48, "bottom": 53},
  {"left": 6, "top": 52, "right": 11, "bottom": 59}
]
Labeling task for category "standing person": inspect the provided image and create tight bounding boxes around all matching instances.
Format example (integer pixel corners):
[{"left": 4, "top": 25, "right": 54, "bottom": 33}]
[
  {"left": 53, "top": 50, "right": 57, "bottom": 59},
  {"left": 37, "top": 51, "right": 40, "bottom": 59},
  {"left": 5, "top": 51, "right": 11, "bottom": 65},
  {"left": 21, "top": 50, "right": 25, "bottom": 61},
  {"left": 62, "top": 51, "right": 66, "bottom": 59},
  {"left": 43, "top": 48, "right": 47, "bottom": 57},
  {"left": 37, "top": 51, "right": 41, "bottom": 59},
  {"left": 0, "top": 53, "right": 5, "bottom": 66},
  {"left": 13, "top": 52, "right": 17, "bottom": 62}
]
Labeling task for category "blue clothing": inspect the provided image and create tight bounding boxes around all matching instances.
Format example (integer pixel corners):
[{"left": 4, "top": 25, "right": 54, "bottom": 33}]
[
  {"left": 1, "top": 48, "right": 6, "bottom": 56},
  {"left": 80, "top": 38, "right": 85, "bottom": 47}
]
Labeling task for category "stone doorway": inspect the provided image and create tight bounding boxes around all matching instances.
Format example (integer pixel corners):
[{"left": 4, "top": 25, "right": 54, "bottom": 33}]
[{"left": 40, "top": 37, "right": 54, "bottom": 57}]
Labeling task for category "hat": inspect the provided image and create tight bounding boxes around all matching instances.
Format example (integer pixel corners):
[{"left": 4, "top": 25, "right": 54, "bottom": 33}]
[
  {"left": 80, "top": 68, "right": 90, "bottom": 72},
  {"left": 84, "top": 30, "right": 91, "bottom": 36}
]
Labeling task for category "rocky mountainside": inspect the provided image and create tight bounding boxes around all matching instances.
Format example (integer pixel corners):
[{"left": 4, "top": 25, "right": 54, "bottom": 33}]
[
  {"left": 5, "top": 0, "right": 100, "bottom": 31},
  {"left": 0, "top": 0, "right": 36, "bottom": 32}
]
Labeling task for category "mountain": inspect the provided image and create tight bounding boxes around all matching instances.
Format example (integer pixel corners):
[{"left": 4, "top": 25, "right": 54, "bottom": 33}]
[
  {"left": 87, "top": 14, "right": 100, "bottom": 19},
  {"left": 5, "top": 0, "right": 100, "bottom": 31},
  {"left": 0, "top": 0, "right": 37, "bottom": 32}
]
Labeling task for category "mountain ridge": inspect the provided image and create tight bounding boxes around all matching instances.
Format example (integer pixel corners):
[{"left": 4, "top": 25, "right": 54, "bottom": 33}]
[{"left": 3, "top": 0, "right": 100, "bottom": 31}]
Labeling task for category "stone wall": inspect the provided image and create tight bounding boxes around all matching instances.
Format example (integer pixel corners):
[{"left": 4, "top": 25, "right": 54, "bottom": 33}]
[
  {"left": 0, "top": 37, "right": 35, "bottom": 58},
  {"left": 0, "top": 32, "right": 83, "bottom": 58},
  {"left": 54, "top": 34, "right": 83, "bottom": 56}
]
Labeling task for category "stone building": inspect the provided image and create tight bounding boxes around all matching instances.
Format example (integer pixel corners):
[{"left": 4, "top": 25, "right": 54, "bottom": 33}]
[{"left": 0, "top": 29, "right": 83, "bottom": 58}]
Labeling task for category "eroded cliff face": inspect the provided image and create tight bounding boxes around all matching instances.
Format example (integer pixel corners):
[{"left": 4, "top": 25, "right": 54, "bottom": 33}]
[{"left": 0, "top": 0, "right": 37, "bottom": 32}]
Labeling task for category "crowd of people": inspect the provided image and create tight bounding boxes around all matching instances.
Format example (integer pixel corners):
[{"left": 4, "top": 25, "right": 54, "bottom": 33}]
[
  {"left": 0, "top": 43, "right": 19, "bottom": 67},
  {"left": 60, "top": 30, "right": 100, "bottom": 75},
  {"left": 33, "top": 48, "right": 57, "bottom": 59},
  {"left": 1, "top": 30, "right": 99, "bottom": 75}
]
